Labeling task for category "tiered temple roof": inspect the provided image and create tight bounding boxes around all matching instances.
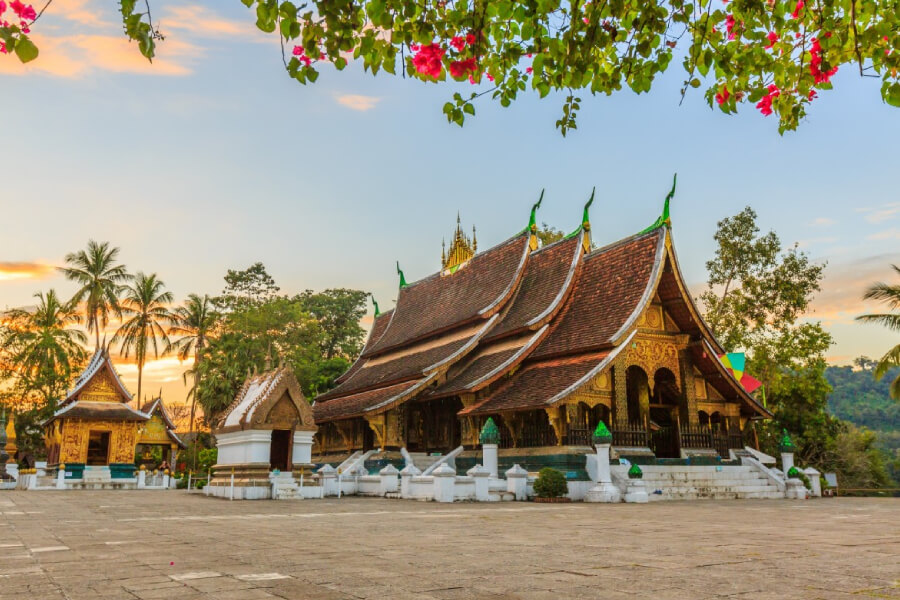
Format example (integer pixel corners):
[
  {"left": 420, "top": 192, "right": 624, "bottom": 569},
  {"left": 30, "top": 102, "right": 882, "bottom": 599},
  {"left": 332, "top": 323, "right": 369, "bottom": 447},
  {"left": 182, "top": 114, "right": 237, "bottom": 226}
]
[
  {"left": 46, "top": 348, "right": 147, "bottom": 424},
  {"left": 313, "top": 192, "right": 770, "bottom": 426}
]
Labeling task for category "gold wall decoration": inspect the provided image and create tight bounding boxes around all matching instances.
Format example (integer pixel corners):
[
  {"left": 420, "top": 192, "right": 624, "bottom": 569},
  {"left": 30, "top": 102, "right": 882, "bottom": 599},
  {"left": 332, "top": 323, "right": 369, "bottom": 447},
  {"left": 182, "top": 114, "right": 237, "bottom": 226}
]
[
  {"left": 265, "top": 394, "right": 301, "bottom": 429},
  {"left": 80, "top": 369, "right": 126, "bottom": 403},
  {"left": 637, "top": 304, "right": 664, "bottom": 330},
  {"left": 138, "top": 416, "right": 171, "bottom": 444},
  {"left": 544, "top": 407, "right": 564, "bottom": 446},
  {"left": 590, "top": 372, "right": 611, "bottom": 391},
  {"left": 57, "top": 419, "right": 139, "bottom": 464},
  {"left": 625, "top": 336, "right": 682, "bottom": 392},
  {"left": 694, "top": 378, "right": 708, "bottom": 400}
]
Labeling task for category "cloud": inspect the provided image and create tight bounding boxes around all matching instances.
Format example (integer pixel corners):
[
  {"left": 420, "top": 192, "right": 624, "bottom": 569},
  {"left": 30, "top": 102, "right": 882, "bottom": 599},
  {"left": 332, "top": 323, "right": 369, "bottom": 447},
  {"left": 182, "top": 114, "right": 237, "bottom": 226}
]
[
  {"left": 336, "top": 94, "right": 381, "bottom": 111},
  {"left": 858, "top": 202, "right": 900, "bottom": 224},
  {"left": 867, "top": 228, "right": 900, "bottom": 241},
  {"left": 0, "top": 262, "right": 57, "bottom": 281},
  {"left": 0, "top": 34, "right": 198, "bottom": 77},
  {"left": 115, "top": 356, "right": 193, "bottom": 384},
  {"left": 51, "top": 0, "right": 115, "bottom": 27},
  {"left": 805, "top": 253, "right": 900, "bottom": 324},
  {"left": 161, "top": 5, "right": 264, "bottom": 40},
  {"left": 808, "top": 217, "right": 835, "bottom": 228}
]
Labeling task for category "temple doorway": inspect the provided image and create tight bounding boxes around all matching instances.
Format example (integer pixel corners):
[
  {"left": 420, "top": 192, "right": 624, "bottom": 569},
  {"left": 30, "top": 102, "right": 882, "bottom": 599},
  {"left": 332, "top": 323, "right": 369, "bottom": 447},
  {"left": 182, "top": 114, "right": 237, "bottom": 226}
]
[
  {"left": 87, "top": 431, "right": 110, "bottom": 466},
  {"left": 269, "top": 429, "right": 291, "bottom": 471},
  {"left": 405, "top": 398, "right": 462, "bottom": 453}
]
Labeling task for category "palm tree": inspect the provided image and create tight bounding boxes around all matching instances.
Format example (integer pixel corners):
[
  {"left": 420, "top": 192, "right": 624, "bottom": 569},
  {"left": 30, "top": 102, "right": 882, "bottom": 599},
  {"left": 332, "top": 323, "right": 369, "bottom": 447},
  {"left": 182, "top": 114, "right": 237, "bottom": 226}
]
[
  {"left": 856, "top": 264, "right": 900, "bottom": 399},
  {"left": 166, "top": 294, "right": 218, "bottom": 435},
  {"left": 60, "top": 240, "right": 130, "bottom": 349},
  {"left": 0, "top": 290, "right": 88, "bottom": 407},
  {"left": 113, "top": 272, "right": 174, "bottom": 406}
]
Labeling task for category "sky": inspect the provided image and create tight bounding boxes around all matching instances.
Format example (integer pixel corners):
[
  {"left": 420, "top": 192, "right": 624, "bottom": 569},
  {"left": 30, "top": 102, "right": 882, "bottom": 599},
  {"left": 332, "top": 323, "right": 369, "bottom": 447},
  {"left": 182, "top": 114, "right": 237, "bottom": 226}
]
[{"left": 2, "top": 0, "right": 899, "bottom": 408}]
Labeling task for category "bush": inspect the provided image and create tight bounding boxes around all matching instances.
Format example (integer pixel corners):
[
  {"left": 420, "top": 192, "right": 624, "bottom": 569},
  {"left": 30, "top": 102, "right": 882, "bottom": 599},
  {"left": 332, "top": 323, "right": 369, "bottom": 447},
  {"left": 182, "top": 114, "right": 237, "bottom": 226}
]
[
  {"left": 197, "top": 448, "right": 218, "bottom": 473},
  {"left": 532, "top": 467, "right": 568, "bottom": 498}
]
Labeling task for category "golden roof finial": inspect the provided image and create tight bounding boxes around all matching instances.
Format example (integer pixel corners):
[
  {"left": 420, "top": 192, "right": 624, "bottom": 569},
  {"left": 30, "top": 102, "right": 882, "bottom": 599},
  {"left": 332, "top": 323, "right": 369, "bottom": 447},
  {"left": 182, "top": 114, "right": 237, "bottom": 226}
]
[{"left": 442, "top": 214, "right": 476, "bottom": 271}]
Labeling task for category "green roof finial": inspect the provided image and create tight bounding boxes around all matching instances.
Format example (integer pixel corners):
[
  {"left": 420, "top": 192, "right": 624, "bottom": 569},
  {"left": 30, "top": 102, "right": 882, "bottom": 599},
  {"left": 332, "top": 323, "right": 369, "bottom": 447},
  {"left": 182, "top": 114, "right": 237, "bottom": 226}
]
[
  {"left": 638, "top": 173, "right": 677, "bottom": 235},
  {"left": 369, "top": 293, "right": 380, "bottom": 317},
  {"left": 779, "top": 429, "right": 796, "bottom": 453},
  {"left": 583, "top": 187, "right": 595, "bottom": 228},
  {"left": 592, "top": 420, "right": 612, "bottom": 445},
  {"left": 396, "top": 261, "right": 407, "bottom": 288},
  {"left": 479, "top": 417, "right": 501, "bottom": 445},
  {"left": 627, "top": 463, "right": 643, "bottom": 479},
  {"left": 787, "top": 466, "right": 801, "bottom": 479},
  {"left": 528, "top": 189, "right": 544, "bottom": 232}
]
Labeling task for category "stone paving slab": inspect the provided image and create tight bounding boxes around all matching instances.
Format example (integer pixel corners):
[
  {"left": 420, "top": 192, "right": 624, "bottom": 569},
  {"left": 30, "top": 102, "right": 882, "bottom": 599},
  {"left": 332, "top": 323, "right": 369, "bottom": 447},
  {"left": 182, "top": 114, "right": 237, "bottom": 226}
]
[{"left": 0, "top": 492, "right": 897, "bottom": 599}]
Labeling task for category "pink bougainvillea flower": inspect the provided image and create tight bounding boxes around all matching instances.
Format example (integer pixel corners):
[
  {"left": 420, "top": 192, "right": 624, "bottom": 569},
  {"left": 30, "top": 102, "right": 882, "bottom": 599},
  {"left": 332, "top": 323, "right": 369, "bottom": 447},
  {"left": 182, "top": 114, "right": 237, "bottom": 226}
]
[
  {"left": 0, "top": 1, "right": 6, "bottom": 14},
  {"left": 725, "top": 15, "right": 736, "bottom": 41},
  {"left": 715, "top": 86, "right": 730, "bottom": 105},
  {"left": 465, "top": 33, "right": 475, "bottom": 45},
  {"left": 449, "top": 57, "right": 477, "bottom": 78},
  {"left": 809, "top": 36, "right": 838, "bottom": 84},
  {"left": 755, "top": 84, "right": 780, "bottom": 116},
  {"left": 9, "top": 0, "right": 34, "bottom": 20},
  {"left": 450, "top": 36, "right": 465, "bottom": 52},
  {"left": 292, "top": 45, "right": 304, "bottom": 56},
  {"left": 0, "top": 41, "right": 6, "bottom": 54},
  {"left": 765, "top": 31, "right": 778, "bottom": 49},
  {"left": 525, "top": 66, "right": 533, "bottom": 74},
  {"left": 807, "top": 89, "right": 817, "bottom": 100},
  {"left": 486, "top": 73, "right": 495, "bottom": 82},
  {"left": 791, "top": 0, "right": 804, "bottom": 18},
  {"left": 413, "top": 43, "right": 445, "bottom": 78}
]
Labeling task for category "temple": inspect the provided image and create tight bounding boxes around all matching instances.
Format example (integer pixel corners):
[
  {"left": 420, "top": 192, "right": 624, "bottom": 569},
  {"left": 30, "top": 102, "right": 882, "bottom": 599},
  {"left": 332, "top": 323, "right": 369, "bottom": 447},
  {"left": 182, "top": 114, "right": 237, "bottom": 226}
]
[
  {"left": 312, "top": 182, "right": 771, "bottom": 476},
  {"left": 43, "top": 348, "right": 183, "bottom": 482}
]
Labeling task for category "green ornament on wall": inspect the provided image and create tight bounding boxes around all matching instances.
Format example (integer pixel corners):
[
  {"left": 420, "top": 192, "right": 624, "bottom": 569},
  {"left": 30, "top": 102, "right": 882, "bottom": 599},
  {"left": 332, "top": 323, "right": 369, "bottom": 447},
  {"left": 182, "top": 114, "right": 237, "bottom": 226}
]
[
  {"left": 779, "top": 429, "right": 796, "bottom": 453},
  {"left": 592, "top": 421, "right": 613, "bottom": 445},
  {"left": 627, "top": 463, "right": 643, "bottom": 479},
  {"left": 787, "top": 466, "right": 801, "bottom": 479},
  {"left": 479, "top": 417, "right": 500, "bottom": 445}
]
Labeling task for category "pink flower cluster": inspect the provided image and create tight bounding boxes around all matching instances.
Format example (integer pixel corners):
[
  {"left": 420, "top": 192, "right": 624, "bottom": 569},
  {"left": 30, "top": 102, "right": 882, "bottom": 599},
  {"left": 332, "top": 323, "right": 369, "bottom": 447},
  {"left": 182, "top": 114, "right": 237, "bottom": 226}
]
[
  {"left": 809, "top": 36, "right": 838, "bottom": 84},
  {"left": 411, "top": 42, "right": 445, "bottom": 77},
  {"left": 449, "top": 57, "right": 477, "bottom": 78},
  {"left": 756, "top": 84, "right": 780, "bottom": 115},
  {"left": 715, "top": 86, "right": 730, "bottom": 105},
  {"left": 0, "top": 0, "right": 37, "bottom": 52},
  {"left": 449, "top": 33, "right": 475, "bottom": 52},
  {"left": 291, "top": 45, "right": 324, "bottom": 66}
]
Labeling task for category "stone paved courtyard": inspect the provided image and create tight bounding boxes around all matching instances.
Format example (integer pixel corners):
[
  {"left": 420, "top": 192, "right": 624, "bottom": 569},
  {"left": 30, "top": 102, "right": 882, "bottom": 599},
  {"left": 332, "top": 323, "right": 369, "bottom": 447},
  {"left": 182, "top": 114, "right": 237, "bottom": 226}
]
[{"left": 0, "top": 492, "right": 897, "bottom": 600}]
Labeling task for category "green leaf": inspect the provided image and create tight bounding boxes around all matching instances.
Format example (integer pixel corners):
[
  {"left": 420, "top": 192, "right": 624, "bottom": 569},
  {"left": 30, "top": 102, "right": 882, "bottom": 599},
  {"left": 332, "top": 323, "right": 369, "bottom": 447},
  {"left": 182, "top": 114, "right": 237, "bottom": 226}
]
[{"left": 14, "top": 36, "right": 38, "bottom": 64}]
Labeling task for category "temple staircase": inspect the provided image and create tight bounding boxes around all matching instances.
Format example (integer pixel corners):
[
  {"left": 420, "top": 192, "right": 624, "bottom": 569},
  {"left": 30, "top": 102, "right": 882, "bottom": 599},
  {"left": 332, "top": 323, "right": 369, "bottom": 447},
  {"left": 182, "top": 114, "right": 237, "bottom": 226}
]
[
  {"left": 636, "top": 465, "right": 785, "bottom": 501},
  {"left": 270, "top": 472, "right": 301, "bottom": 500}
]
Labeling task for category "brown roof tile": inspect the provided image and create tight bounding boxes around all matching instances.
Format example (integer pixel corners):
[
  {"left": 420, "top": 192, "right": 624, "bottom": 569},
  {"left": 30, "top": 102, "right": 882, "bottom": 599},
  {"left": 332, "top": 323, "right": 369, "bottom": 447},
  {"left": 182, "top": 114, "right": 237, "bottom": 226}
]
[
  {"left": 485, "top": 234, "right": 582, "bottom": 341},
  {"left": 334, "top": 309, "right": 394, "bottom": 386},
  {"left": 313, "top": 380, "right": 420, "bottom": 421},
  {"left": 531, "top": 229, "right": 664, "bottom": 359},
  {"left": 462, "top": 353, "right": 610, "bottom": 416},
  {"left": 366, "top": 233, "right": 528, "bottom": 355},
  {"left": 315, "top": 336, "right": 471, "bottom": 401},
  {"left": 429, "top": 348, "right": 519, "bottom": 397}
]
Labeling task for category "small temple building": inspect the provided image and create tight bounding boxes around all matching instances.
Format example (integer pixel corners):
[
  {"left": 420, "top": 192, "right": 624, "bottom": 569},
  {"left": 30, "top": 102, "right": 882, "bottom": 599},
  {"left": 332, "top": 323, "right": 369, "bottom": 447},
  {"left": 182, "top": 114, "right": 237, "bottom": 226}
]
[
  {"left": 312, "top": 182, "right": 771, "bottom": 474},
  {"left": 44, "top": 348, "right": 183, "bottom": 481},
  {"left": 136, "top": 397, "right": 185, "bottom": 468},
  {"left": 209, "top": 365, "right": 317, "bottom": 498}
]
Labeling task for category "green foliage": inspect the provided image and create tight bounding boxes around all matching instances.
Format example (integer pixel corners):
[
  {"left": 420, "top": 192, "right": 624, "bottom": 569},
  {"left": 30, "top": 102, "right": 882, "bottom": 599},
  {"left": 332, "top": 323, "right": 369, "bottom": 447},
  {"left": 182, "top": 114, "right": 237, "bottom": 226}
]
[
  {"left": 60, "top": 240, "right": 130, "bottom": 349},
  {"left": 112, "top": 272, "right": 173, "bottom": 405},
  {"left": 700, "top": 207, "right": 825, "bottom": 353},
  {"left": 855, "top": 265, "right": 900, "bottom": 400},
  {"left": 536, "top": 223, "right": 565, "bottom": 247},
  {"left": 533, "top": 467, "right": 568, "bottom": 498},
  {"left": 14, "top": 0, "right": 900, "bottom": 133},
  {"left": 0, "top": 290, "right": 88, "bottom": 410},
  {"left": 197, "top": 448, "right": 218, "bottom": 473},
  {"left": 194, "top": 264, "right": 367, "bottom": 425},
  {"left": 826, "top": 359, "right": 900, "bottom": 485}
]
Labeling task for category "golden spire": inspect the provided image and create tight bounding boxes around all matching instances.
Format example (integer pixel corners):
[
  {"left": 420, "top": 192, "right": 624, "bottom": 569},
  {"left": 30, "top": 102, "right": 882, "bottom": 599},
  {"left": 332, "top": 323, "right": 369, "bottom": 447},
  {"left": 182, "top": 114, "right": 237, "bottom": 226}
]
[{"left": 442, "top": 214, "right": 476, "bottom": 270}]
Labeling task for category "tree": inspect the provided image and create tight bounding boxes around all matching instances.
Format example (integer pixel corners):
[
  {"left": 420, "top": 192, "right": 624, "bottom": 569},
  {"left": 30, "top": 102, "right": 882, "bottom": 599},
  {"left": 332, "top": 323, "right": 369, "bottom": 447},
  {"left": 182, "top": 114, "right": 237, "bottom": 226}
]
[
  {"left": 536, "top": 223, "right": 566, "bottom": 247},
  {"left": 4, "top": 1, "right": 900, "bottom": 134},
  {"left": 166, "top": 294, "right": 218, "bottom": 438},
  {"left": 296, "top": 289, "right": 367, "bottom": 360},
  {"left": 218, "top": 262, "right": 280, "bottom": 312},
  {"left": 60, "top": 240, "right": 131, "bottom": 349},
  {"left": 700, "top": 206, "right": 825, "bottom": 353},
  {"left": 856, "top": 264, "right": 900, "bottom": 399},
  {"left": 0, "top": 290, "right": 88, "bottom": 409},
  {"left": 112, "top": 272, "right": 173, "bottom": 406},
  {"left": 700, "top": 207, "right": 836, "bottom": 467}
]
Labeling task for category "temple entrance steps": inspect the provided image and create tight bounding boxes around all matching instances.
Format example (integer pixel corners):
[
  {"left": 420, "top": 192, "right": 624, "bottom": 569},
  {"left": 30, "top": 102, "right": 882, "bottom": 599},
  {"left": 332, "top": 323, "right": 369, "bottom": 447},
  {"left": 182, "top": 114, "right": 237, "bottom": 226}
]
[
  {"left": 406, "top": 452, "right": 441, "bottom": 472},
  {"left": 634, "top": 465, "right": 785, "bottom": 501},
  {"left": 270, "top": 472, "right": 301, "bottom": 500}
]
